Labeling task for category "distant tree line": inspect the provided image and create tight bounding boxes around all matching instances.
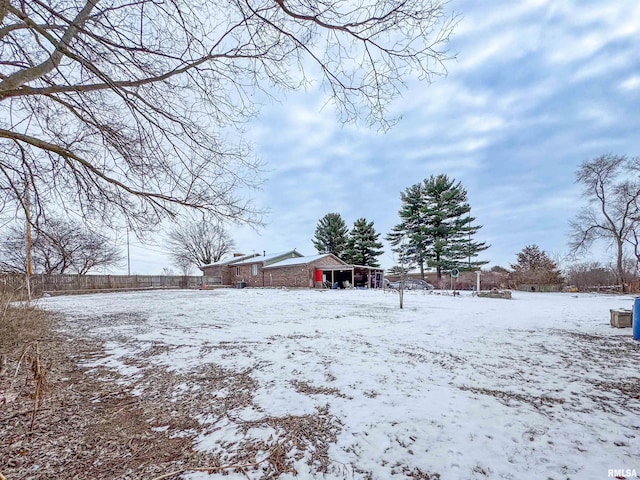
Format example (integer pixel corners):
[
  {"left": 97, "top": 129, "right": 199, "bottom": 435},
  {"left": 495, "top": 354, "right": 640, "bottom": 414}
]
[
  {"left": 384, "top": 155, "right": 640, "bottom": 292},
  {"left": 481, "top": 244, "right": 628, "bottom": 291},
  {"left": 0, "top": 218, "right": 122, "bottom": 274}
]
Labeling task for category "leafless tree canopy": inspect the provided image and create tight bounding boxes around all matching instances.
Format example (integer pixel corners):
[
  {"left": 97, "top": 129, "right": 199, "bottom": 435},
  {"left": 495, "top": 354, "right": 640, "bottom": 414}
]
[
  {"left": 167, "top": 219, "right": 235, "bottom": 271},
  {"left": 563, "top": 261, "right": 618, "bottom": 290},
  {"left": 0, "top": 0, "right": 455, "bottom": 230},
  {"left": 569, "top": 154, "right": 640, "bottom": 287},
  {"left": 0, "top": 217, "right": 123, "bottom": 273}
]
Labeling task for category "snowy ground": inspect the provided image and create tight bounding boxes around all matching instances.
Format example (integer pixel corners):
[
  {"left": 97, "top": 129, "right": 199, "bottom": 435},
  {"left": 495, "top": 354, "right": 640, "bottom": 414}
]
[{"left": 41, "top": 289, "right": 640, "bottom": 480}]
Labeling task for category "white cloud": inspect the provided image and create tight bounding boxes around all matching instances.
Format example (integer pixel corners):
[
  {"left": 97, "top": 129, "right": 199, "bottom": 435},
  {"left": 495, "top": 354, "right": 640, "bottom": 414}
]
[
  {"left": 571, "top": 52, "right": 633, "bottom": 83},
  {"left": 619, "top": 75, "right": 640, "bottom": 92},
  {"left": 546, "top": 32, "right": 610, "bottom": 65},
  {"left": 460, "top": 115, "right": 506, "bottom": 134}
]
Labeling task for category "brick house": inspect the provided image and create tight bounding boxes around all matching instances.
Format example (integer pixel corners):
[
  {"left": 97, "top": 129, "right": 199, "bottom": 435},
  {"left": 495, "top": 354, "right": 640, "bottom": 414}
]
[
  {"left": 201, "top": 250, "right": 306, "bottom": 287},
  {"left": 200, "top": 250, "right": 385, "bottom": 289},
  {"left": 199, "top": 253, "right": 260, "bottom": 287},
  {"left": 262, "top": 254, "right": 348, "bottom": 288}
]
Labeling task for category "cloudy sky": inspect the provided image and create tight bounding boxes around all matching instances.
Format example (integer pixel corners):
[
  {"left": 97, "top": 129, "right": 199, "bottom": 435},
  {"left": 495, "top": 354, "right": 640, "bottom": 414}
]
[{"left": 128, "top": 0, "right": 640, "bottom": 274}]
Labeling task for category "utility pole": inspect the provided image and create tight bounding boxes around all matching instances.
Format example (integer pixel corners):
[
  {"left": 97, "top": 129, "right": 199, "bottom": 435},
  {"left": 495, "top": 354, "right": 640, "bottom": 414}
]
[
  {"left": 468, "top": 209, "right": 471, "bottom": 268},
  {"left": 24, "top": 176, "right": 33, "bottom": 301},
  {"left": 126, "top": 228, "right": 131, "bottom": 275}
]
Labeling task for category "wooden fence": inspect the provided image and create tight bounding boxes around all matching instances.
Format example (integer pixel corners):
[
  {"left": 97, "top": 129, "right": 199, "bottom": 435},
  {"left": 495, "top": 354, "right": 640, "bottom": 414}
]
[{"left": 0, "top": 273, "right": 204, "bottom": 297}]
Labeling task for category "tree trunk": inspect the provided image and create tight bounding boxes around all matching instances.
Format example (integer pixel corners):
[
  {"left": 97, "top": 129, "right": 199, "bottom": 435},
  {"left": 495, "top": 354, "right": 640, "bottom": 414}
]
[{"left": 617, "top": 239, "right": 626, "bottom": 292}]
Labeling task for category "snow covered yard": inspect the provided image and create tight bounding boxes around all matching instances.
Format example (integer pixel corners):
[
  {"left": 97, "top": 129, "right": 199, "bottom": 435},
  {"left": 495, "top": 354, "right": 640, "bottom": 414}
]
[{"left": 41, "top": 289, "right": 640, "bottom": 480}]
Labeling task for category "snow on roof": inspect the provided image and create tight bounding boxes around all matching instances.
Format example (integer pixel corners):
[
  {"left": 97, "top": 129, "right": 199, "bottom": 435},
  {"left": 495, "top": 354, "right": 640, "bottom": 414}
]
[
  {"left": 263, "top": 253, "right": 336, "bottom": 269},
  {"left": 324, "top": 263, "right": 383, "bottom": 270},
  {"left": 229, "top": 250, "right": 302, "bottom": 265},
  {"left": 200, "top": 253, "right": 259, "bottom": 269}
]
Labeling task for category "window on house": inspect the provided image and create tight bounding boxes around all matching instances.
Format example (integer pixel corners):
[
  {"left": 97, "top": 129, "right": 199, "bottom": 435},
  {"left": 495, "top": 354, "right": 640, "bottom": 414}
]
[
  {"left": 235, "top": 266, "right": 240, "bottom": 276},
  {"left": 252, "top": 264, "right": 258, "bottom": 276}
]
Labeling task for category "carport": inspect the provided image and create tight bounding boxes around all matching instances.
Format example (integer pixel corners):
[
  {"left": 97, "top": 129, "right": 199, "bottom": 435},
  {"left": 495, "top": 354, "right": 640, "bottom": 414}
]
[{"left": 318, "top": 265, "right": 385, "bottom": 288}]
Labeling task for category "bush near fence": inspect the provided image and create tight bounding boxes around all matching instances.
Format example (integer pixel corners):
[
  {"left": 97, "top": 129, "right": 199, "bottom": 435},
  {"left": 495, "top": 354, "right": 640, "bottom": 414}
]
[{"left": 0, "top": 274, "right": 204, "bottom": 297}]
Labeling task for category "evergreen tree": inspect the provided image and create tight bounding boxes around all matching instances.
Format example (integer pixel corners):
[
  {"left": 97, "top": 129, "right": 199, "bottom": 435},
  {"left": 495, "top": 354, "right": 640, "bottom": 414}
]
[
  {"left": 388, "top": 174, "right": 489, "bottom": 279},
  {"left": 344, "top": 218, "right": 384, "bottom": 266},
  {"left": 510, "top": 245, "right": 563, "bottom": 285},
  {"left": 312, "top": 213, "right": 349, "bottom": 258},
  {"left": 386, "top": 183, "right": 430, "bottom": 276}
]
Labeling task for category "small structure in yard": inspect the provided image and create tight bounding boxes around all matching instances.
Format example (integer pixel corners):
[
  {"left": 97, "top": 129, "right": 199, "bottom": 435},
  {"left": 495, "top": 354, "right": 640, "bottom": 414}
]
[
  {"left": 200, "top": 250, "right": 385, "bottom": 289},
  {"left": 477, "top": 289, "right": 512, "bottom": 299},
  {"left": 610, "top": 309, "right": 632, "bottom": 328}
]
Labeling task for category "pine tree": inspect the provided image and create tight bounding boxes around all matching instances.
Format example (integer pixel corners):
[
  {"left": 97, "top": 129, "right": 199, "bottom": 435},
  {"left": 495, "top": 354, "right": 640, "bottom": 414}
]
[
  {"left": 386, "top": 183, "right": 430, "bottom": 276},
  {"left": 388, "top": 174, "right": 489, "bottom": 279},
  {"left": 510, "top": 245, "right": 563, "bottom": 285},
  {"left": 312, "top": 213, "right": 349, "bottom": 258},
  {"left": 344, "top": 218, "right": 384, "bottom": 266}
]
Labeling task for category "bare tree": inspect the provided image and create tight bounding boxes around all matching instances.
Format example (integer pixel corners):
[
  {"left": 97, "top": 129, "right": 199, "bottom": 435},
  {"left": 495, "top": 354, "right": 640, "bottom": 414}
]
[
  {"left": 0, "top": 0, "right": 456, "bottom": 231},
  {"left": 167, "top": 219, "right": 235, "bottom": 272},
  {"left": 569, "top": 154, "right": 640, "bottom": 289},
  {"left": 0, "top": 228, "right": 26, "bottom": 274},
  {"left": 72, "top": 228, "right": 124, "bottom": 274},
  {"left": 563, "top": 261, "right": 616, "bottom": 290},
  {"left": 0, "top": 218, "right": 123, "bottom": 273},
  {"left": 628, "top": 230, "right": 640, "bottom": 275},
  {"left": 623, "top": 164, "right": 640, "bottom": 273},
  {"left": 174, "top": 257, "right": 195, "bottom": 277}
]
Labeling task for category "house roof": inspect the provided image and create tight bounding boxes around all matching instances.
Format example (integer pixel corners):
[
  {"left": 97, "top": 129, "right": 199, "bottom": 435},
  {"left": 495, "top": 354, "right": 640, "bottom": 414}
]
[
  {"left": 263, "top": 253, "right": 346, "bottom": 269},
  {"left": 228, "top": 249, "right": 303, "bottom": 266},
  {"left": 199, "top": 253, "right": 260, "bottom": 269}
]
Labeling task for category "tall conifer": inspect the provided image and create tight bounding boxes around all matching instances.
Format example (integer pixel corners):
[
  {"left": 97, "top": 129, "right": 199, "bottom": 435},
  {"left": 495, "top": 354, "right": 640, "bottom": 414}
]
[
  {"left": 312, "top": 213, "right": 349, "bottom": 258},
  {"left": 388, "top": 174, "right": 489, "bottom": 279},
  {"left": 344, "top": 218, "right": 384, "bottom": 266}
]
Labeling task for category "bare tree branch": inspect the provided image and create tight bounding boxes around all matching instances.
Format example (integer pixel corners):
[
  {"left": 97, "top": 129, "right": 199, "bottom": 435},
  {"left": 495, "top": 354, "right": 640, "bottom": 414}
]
[
  {"left": 0, "top": 1, "right": 99, "bottom": 93},
  {"left": 0, "top": 0, "right": 455, "bottom": 232}
]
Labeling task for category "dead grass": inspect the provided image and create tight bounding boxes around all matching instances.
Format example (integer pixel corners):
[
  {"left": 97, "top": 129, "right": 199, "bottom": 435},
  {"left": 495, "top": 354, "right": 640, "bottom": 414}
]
[
  {"left": 0, "top": 299, "right": 214, "bottom": 479},
  {"left": 0, "top": 298, "right": 52, "bottom": 430},
  {"left": 230, "top": 404, "right": 342, "bottom": 477},
  {"left": 0, "top": 301, "right": 345, "bottom": 480},
  {"left": 591, "top": 377, "right": 640, "bottom": 399},
  {"left": 291, "top": 379, "right": 349, "bottom": 398},
  {"left": 458, "top": 385, "right": 566, "bottom": 412},
  {"left": 0, "top": 301, "right": 49, "bottom": 352}
]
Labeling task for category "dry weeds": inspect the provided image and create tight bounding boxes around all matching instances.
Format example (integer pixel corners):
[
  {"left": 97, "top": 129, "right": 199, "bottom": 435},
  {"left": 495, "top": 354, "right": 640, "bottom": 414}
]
[
  {"left": 0, "top": 304, "right": 345, "bottom": 480},
  {"left": 1, "top": 309, "right": 202, "bottom": 479}
]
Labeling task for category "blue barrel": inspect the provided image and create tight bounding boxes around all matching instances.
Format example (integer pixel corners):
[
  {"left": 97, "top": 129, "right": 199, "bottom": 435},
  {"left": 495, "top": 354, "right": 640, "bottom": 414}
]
[{"left": 634, "top": 297, "right": 640, "bottom": 340}]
